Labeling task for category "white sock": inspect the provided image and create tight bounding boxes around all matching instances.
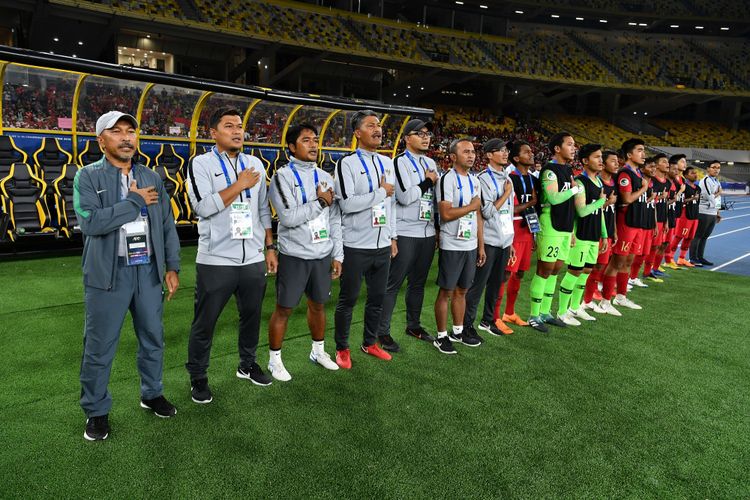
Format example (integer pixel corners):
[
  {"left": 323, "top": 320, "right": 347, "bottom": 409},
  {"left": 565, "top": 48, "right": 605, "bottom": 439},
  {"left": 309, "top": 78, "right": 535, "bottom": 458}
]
[
  {"left": 437, "top": 331, "right": 448, "bottom": 338},
  {"left": 452, "top": 325, "right": 463, "bottom": 335},
  {"left": 270, "top": 349, "right": 282, "bottom": 363},
  {"left": 312, "top": 340, "right": 324, "bottom": 354}
]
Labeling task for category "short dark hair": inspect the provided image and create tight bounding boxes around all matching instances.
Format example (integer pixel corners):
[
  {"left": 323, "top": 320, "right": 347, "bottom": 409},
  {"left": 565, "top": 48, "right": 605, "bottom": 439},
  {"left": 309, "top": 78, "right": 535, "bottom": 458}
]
[
  {"left": 286, "top": 123, "right": 318, "bottom": 148},
  {"left": 209, "top": 106, "right": 242, "bottom": 130},
  {"left": 352, "top": 110, "right": 378, "bottom": 132},
  {"left": 684, "top": 166, "right": 695, "bottom": 175},
  {"left": 620, "top": 138, "right": 645, "bottom": 157},
  {"left": 602, "top": 150, "right": 618, "bottom": 162},
  {"left": 652, "top": 153, "right": 668, "bottom": 162},
  {"left": 669, "top": 154, "right": 686, "bottom": 164},
  {"left": 579, "top": 143, "right": 602, "bottom": 162},
  {"left": 509, "top": 140, "right": 530, "bottom": 162},
  {"left": 449, "top": 138, "right": 474, "bottom": 155},
  {"left": 708, "top": 160, "right": 721, "bottom": 167},
  {"left": 548, "top": 131, "right": 573, "bottom": 154}
]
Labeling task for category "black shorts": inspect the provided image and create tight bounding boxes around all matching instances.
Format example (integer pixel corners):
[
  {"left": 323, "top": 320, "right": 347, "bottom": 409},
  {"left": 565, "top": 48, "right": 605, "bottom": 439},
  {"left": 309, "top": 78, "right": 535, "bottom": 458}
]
[
  {"left": 276, "top": 253, "right": 332, "bottom": 308},
  {"left": 437, "top": 248, "right": 477, "bottom": 291}
]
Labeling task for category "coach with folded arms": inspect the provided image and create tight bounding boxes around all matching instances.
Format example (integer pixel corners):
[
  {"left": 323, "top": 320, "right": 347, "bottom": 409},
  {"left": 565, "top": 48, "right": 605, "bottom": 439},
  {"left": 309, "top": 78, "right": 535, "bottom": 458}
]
[{"left": 74, "top": 111, "right": 181, "bottom": 441}]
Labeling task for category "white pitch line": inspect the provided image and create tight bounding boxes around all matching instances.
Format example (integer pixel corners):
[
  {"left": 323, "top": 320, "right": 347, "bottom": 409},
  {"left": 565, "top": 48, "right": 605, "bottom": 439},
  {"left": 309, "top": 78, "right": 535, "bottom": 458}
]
[
  {"left": 708, "top": 224, "right": 750, "bottom": 239},
  {"left": 721, "top": 213, "right": 750, "bottom": 221},
  {"left": 711, "top": 251, "right": 750, "bottom": 272}
]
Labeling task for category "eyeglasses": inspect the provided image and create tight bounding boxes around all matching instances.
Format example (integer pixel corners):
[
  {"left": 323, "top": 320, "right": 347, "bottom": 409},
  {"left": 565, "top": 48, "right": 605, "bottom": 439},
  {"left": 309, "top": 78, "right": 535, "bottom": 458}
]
[{"left": 409, "top": 131, "right": 433, "bottom": 138}]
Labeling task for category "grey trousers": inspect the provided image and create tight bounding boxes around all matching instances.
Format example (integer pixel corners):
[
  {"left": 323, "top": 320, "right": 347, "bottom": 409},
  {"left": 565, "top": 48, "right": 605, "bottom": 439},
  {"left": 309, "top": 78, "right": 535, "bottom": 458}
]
[
  {"left": 689, "top": 213, "right": 718, "bottom": 261},
  {"left": 377, "top": 235, "right": 436, "bottom": 337},
  {"left": 80, "top": 259, "right": 165, "bottom": 418},
  {"left": 464, "top": 244, "right": 511, "bottom": 328},
  {"left": 334, "top": 246, "right": 391, "bottom": 350},
  {"left": 185, "top": 262, "right": 266, "bottom": 380}
]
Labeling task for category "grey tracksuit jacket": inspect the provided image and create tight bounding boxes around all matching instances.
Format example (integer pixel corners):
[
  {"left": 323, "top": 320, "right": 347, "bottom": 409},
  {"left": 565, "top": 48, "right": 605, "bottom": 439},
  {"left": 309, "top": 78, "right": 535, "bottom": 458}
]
[
  {"left": 334, "top": 148, "right": 397, "bottom": 249},
  {"left": 393, "top": 150, "right": 437, "bottom": 239},
  {"left": 478, "top": 165, "right": 515, "bottom": 249},
  {"left": 269, "top": 160, "right": 344, "bottom": 262},
  {"left": 187, "top": 149, "right": 272, "bottom": 266}
]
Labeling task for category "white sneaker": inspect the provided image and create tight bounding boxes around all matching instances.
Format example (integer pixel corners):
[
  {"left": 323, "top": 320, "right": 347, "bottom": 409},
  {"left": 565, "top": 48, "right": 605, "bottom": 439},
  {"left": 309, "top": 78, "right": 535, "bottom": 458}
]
[
  {"left": 268, "top": 359, "right": 292, "bottom": 382},
  {"left": 629, "top": 278, "right": 649, "bottom": 288},
  {"left": 599, "top": 299, "right": 622, "bottom": 316},
  {"left": 614, "top": 294, "right": 642, "bottom": 310},
  {"left": 309, "top": 350, "right": 339, "bottom": 371},
  {"left": 558, "top": 311, "right": 581, "bottom": 326},
  {"left": 627, "top": 284, "right": 633, "bottom": 292},
  {"left": 584, "top": 301, "right": 606, "bottom": 314},
  {"left": 571, "top": 306, "right": 596, "bottom": 321}
]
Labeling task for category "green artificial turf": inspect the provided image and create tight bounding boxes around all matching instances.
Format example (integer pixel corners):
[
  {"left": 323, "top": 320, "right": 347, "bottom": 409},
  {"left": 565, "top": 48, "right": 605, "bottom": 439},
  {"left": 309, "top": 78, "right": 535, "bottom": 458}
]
[{"left": 1, "top": 245, "right": 748, "bottom": 498}]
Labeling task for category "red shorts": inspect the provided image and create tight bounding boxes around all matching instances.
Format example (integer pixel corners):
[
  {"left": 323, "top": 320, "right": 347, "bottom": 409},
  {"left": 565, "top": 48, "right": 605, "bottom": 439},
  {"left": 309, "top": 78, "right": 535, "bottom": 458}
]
[
  {"left": 614, "top": 213, "right": 646, "bottom": 256},
  {"left": 678, "top": 217, "right": 699, "bottom": 240},
  {"left": 653, "top": 222, "right": 666, "bottom": 246},
  {"left": 506, "top": 235, "right": 533, "bottom": 273},
  {"left": 597, "top": 238, "right": 613, "bottom": 265},
  {"left": 665, "top": 226, "right": 676, "bottom": 247}
]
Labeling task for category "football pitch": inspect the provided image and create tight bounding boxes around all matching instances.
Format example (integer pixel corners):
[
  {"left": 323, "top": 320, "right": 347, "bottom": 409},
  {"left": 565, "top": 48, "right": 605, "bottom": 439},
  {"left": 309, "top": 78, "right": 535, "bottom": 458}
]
[{"left": 1, "top": 246, "right": 748, "bottom": 498}]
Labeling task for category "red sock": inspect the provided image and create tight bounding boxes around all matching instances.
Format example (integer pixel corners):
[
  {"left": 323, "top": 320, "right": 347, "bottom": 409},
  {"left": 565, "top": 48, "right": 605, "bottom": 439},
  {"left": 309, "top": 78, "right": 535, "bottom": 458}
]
[
  {"left": 492, "top": 282, "right": 506, "bottom": 321},
  {"left": 584, "top": 269, "right": 601, "bottom": 304},
  {"left": 679, "top": 244, "right": 689, "bottom": 259},
  {"left": 652, "top": 251, "right": 664, "bottom": 270},
  {"left": 630, "top": 256, "right": 644, "bottom": 279},
  {"left": 504, "top": 274, "right": 522, "bottom": 317},
  {"left": 603, "top": 274, "right": 617, "bottom": 300},
  {"left": 616, "top": 272, "right": 629, "bottom": 296},
  {"left": 643, "top": 249, "right": 656, "bottom": 276}
]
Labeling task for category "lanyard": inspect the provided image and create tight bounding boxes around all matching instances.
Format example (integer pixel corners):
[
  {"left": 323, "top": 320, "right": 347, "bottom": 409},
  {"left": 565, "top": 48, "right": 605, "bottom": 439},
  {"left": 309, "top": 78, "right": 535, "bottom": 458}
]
[
  {"left": 213, "top": 147, "right": 250, "bottom": 199},
  {"left": 404, "top": 150, "right": 424, "bottom": 182},
  {"left": 625, "top": 164, "right": 642, "bottom": 178},
  {"left": 487, "top": 169, "right": 510, "bottom": 206},
  {"left": 356, "top": 150, "right": 384, "bottom": 193},
  {"left": 455, "top": 170, "right": 474, "bottom": 207},
  {"left": 513, "top": 168, "right": 532, "bottom": 195},
  {"left": 289, "top": 162, "right": 319, "bottom": 204}
]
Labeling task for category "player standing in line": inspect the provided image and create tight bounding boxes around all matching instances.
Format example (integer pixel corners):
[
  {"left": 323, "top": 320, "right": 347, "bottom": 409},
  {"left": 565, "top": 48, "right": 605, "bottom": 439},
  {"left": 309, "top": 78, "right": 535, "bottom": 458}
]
[
  {"left": 669, "top": 166, "right": 701, "bottom": 267},
  {"left": 664, "top": 154, "right": 687, "bottom": 269},
  {"left": 628, "top": 157, "right": 658, "bottom": 289},
  {"left": 641, "top": 153, "right": 671, "bottom": 282}
]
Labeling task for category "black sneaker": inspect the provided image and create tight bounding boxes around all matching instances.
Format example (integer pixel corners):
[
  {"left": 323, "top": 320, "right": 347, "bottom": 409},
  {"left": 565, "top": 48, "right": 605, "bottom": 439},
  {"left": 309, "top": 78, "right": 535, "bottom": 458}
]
[
  {"left": 477, "top": 321, "right": 504, "bottom": 337},
  {"left": 405, "top": 326, "right": 435, "bottom": 343},
  {"left": 378, "top": 334, "right": 401, "bottom": 353},
  {"left": 450, "top": 331, "right": 481, "bottom": 347},
  {"left": 84, "top": 414, "right": 110, "bottom": 441},
  {"left": 690, "top": 260, "right": 704, "bottom": 267},
  {"left": 542, "top": 314, "right": 567, "bottom": 328},
  {"left": 140, "top": 395, "right": 177, "bottom": 418},
  {"left": 236, "top": 363, "right": 273, "bottom": 386},
  {"left": 528, "top": 316, "right": 549, "bottom": 333},
  {"left": 464, "top": 325, "right": 484, "bottom": 344},
  {"left": 433, "top": 336, "right": 457, "bottom": 355},
  {"left": 190, "top": 377, "right": 213, "bottom": 404},
  {"left": 700, "top": 258, "right": 714, "bottom": 266}
]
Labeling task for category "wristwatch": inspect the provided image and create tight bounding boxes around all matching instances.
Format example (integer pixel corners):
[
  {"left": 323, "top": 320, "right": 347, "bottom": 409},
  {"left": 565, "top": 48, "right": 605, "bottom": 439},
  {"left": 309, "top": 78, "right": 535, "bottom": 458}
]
[{"left": 265, "top": 243, "right": 278, "bottom": 251}]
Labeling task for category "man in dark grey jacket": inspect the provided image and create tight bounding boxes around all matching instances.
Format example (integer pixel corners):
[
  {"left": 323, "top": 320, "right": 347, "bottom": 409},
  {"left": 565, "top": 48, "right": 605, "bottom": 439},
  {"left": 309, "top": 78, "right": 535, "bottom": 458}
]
[{"left": 74, "top": 111, "right": 181, "bottom": 441}]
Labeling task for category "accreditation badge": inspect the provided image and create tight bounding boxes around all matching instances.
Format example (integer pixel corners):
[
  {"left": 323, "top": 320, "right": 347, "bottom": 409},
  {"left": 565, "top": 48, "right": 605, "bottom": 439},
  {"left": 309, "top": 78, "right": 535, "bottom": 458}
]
[
  {"left": 230, "top": 202, "right": 253, "bottom": 239},
  {"left": 372, "top": 201, "right": 387, "bottom": 227}
]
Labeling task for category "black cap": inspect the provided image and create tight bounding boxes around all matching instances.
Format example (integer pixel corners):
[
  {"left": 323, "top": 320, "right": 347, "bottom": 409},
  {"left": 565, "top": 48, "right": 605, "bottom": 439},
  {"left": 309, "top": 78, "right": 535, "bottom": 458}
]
[
  {"left": 482, "top": 138, "right": 506, "bottom": 153},
  {"left": 402, "top": 118, "right": 433, "bottom": 136},
  {"left": 669, "top": 153, "right": 687, "bottom": 164}
]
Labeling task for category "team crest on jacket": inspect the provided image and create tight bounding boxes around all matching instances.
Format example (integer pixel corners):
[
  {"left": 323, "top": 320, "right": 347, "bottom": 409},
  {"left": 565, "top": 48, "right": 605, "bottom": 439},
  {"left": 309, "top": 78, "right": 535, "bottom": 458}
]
[{"left": 619, "top": 177, "right": 630, "bottom": 187}]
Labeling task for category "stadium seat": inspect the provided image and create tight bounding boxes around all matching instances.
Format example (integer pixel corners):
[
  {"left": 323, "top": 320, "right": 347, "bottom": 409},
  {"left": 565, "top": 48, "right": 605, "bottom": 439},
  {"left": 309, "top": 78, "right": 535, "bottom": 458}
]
[
  {"left": 52, "top": 163, "right": 81, "bottom": 238},
  {"left": 249, "top": 148, "right": 276, "bottom": 181},
  {"left": 153, "top": 144, "right": 190, "bottom": 225},
  {"left": 134, "top": 147, "right": 152, "bottom": 168},
  {"left": 318, "top": 151, "right": 337, "bottom": 176},
  {"left": 78, "top": 139, "right": 104, "bottom": 166},
  {"left": 34, "top": 138, "right": 73, "bottom": 184},
  {"left": 0, "top": 136, "right": 28, "bottom": 181},
  {"left": 0, "top": 163, "right": 55, "bottom": 240}
]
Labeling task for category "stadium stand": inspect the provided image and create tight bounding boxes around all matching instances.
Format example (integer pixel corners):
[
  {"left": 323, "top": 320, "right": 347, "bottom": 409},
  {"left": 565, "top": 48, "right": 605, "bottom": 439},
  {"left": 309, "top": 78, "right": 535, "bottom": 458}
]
[
  {"left": 53, "top": 0, "right": 750, "bottom": 93},
  {"left": 652, "top": 120, "right": 750, "bottom": 150}
]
